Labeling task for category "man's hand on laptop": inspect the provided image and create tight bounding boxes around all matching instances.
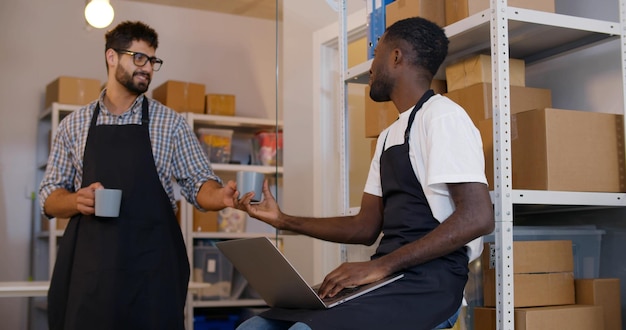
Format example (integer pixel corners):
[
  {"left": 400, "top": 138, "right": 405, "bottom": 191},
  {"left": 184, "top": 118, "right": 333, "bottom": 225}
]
[{"left": 317, "top": 259, "right": 389, "bottom": 299}]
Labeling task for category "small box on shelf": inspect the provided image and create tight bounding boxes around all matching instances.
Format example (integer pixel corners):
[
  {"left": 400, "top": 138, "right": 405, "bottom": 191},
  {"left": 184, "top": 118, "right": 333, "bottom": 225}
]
[
  {"left": 194, "top": 209, "right": 219, "bottom": 232},
  {"left": 445, "top": 54, "right": 526, "bottom": 92},
  {"left": 205, "top": 94, "right": 236, "bottom": 116},
  {"left": 152, "top": 80, "right": 205, "bottom": 113},
  {"left": 45, "top": 76, "right": 101, "bottom": 109},
  {"left": 386, "top": 0, "right": 445, "bottom": 29},
  {"left": 575, "top": 278, "right": 622, "bottom": 330}
]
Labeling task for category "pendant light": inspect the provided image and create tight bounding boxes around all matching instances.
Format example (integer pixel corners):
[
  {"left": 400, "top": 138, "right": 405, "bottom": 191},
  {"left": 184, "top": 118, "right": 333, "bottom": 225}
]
[{"left": 85, "top": 0, "right": 115, "bottom": 29}]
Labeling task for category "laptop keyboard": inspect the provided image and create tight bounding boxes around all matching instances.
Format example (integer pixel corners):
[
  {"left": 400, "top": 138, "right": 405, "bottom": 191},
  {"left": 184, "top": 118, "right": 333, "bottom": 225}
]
[{"left": 319, "top": 286, "right": 360, "bottom": 302}]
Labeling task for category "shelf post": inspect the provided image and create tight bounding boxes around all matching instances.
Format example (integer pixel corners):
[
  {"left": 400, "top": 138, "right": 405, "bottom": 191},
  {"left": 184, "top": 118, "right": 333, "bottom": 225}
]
[
  {"left": 338, "top": 0, "right": 350, "bottom": 263},
  {"left": 620, "top": 0, "right": 626, "bottom": 171},
  {"left": 491, "top": 0, "right": 515, "bottom": 329}
]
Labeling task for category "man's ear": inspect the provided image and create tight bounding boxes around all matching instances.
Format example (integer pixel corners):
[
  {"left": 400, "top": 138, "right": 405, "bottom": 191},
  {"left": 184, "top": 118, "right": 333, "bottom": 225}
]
[
  {"left": 105, "top": 48, "right": 117, "bottom": 68},
  {"left": 392, "top": 48, "right": 402, "bottom": 65}
]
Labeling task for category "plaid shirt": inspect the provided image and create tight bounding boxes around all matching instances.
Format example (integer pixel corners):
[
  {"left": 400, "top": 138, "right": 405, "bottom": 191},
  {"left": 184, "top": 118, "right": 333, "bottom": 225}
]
[{"left": 39, "top": 91, "right": 222, "bottom": 214}]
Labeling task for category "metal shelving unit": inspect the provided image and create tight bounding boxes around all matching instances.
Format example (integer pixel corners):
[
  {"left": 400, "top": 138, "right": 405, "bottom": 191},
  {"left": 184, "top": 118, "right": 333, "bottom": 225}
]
[{"left": 338, "top": 1, "right": 626, "bottom": 329}]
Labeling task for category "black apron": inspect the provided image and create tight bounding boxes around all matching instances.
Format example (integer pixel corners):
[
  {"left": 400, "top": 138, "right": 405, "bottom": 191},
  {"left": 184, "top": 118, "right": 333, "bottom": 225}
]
[
  {"left": 48, "top": 98, "right": 189, "bottom": 330},
  {"left": 260, "top": 91, "right": 468, "bottom": 329}
]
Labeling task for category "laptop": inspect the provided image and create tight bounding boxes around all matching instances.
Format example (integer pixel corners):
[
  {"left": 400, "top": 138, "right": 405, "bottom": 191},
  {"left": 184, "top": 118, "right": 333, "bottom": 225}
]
[{"left": 215, "top": 236, "right": 404, "bottom": 309}]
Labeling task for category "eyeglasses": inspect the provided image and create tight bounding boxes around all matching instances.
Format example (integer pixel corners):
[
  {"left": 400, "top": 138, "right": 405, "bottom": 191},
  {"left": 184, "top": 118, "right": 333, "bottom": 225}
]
[{"left": 114, "top": 49, "right": 163, "bottom": 71}]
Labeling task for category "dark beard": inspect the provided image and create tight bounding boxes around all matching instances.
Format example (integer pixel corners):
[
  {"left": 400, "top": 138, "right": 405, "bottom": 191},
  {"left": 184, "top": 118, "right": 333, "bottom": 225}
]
[
  {"left": 369, "top": 76, "right": 393, "bottom": 102},
  {"left": 116, "top": 66, "right": 150, "bottom": 95}
]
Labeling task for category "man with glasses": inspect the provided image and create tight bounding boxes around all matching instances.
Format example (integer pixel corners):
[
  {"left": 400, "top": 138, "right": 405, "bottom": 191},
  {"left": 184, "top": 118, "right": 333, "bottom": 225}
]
[{"left": 39, "top": 21, "right": 236, "bottom": 330}]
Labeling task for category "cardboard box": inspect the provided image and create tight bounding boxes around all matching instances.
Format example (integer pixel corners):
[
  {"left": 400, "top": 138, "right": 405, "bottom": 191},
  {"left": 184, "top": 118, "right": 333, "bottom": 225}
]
[
  {"left": 575, "top": 278, "right": 622, "bottom": 330},
  {"left": 474, "top": 305, "right": 604, "bottom": 330},
  {"left": 205, "top": 94, "right": 236, "bottom": 116},
  {"left": 152, "top": 80, "right": 205, "bottom": 113},
  {"left": 483, "top": 271, "right": 575, "bottom": 307},
  {"left": 482, "top": 241, "right": 575, "bottom": 307},
  {"left": 193, "top": 209, "right": 218, "bottom": 232},
  {"left": 479, "top": 108, "right": 626, "bottom": 192},
  {"left": 385, "top": 0, "right": 445, "bottom": 29},
  {"left": 45, "top": 76, "right": 101, "bottom": 108},
  {"left": 482, "top": 240, "right": 574, "bottom": 274},
  {"left": 445, "top": 0, "right": 556, "bottom": 26},
  {"left": 445, "top": 55, "right": 526, "bottom": 92},
  {"left": 445, "top": 83, "right": 552, "bottom": 126},
  {"left": 41, "top": 217, "right": 70, "bottom": 231}
]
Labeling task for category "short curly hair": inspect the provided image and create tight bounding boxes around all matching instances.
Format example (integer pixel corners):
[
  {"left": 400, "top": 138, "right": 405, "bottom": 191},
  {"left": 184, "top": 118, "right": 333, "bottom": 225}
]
[
  {"left": 105, "top": 20, "right": 158, "bottom": 51},
  {"left": 384, "top": 17, "right": 448, "bottom": 76}
]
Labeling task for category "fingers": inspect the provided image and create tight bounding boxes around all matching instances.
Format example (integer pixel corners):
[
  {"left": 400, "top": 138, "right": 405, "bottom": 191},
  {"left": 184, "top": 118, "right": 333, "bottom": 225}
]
[
  {"left": 318, "top": 271, "right": 351, "bottom": 299},
  {"left": 233, "top": 191, "right": 255, "bottom": 211},
  {"left": 76, "top": 185, "right": 98, "bottom": 215},
  {"left": 225, "top": 180, "right": 237, "bottom": 192},
  {"left": 261, "top": 179, "right": 275, "bottom": 201}
]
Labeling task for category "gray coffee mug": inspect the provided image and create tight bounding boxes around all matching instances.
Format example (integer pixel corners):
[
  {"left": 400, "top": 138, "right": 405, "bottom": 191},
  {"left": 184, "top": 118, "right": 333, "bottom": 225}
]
[
  {"left": 236, "top": 171, "right": 264, "bottom": 203},
  {"left": 95, "top": 188, "right": 122, "bottom": 217}
]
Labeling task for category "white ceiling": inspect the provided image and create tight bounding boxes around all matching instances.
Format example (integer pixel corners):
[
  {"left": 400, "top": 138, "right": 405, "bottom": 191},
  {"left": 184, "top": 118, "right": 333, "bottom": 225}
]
[
  {"left": 121, "top": 0, "right": 366, "bottom": 27},
  {"left": 123, "top": 0, "right": 280, "bottom": 20}
]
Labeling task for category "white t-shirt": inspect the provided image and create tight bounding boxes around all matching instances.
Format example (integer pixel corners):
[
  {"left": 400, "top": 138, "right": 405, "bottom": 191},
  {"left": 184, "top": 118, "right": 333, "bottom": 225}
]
[{"left": 364, "top": 94, "right": 487, "bottom": 262}]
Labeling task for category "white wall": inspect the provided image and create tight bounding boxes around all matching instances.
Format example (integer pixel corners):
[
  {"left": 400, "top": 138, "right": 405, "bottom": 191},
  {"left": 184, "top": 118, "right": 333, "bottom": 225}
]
[
  {"left": 280, "top": 0, "right": 366, "bottom": 284},
  {"left": 0, "top": 0, "right": 277, "bottom": 328}
]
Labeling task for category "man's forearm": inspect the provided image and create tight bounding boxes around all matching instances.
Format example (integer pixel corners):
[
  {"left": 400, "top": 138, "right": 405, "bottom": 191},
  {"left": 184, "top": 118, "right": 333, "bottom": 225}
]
[{"left": 44, "top": 189, "right": 79, "bottom": 218}]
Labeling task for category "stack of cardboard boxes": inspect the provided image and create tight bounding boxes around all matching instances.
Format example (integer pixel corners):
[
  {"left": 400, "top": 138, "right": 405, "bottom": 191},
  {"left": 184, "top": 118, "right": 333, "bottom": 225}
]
[
  {"left": 443, "top": 54, "right": 626, "bottom": 193},
  {"left": 151, "top": 79, "right": 236, "bottom": 116},
  {"left": 475, "top": 240, "right": 621, "bottom": 330}
]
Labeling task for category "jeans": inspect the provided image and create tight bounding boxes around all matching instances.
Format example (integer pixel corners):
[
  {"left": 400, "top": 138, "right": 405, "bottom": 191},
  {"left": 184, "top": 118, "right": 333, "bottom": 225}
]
[
  {"left": 237, "top": 316, "right": 312, "bottom": 330},
  {"left": 433, "top": 306, "right": 461, "bottom": 329}
]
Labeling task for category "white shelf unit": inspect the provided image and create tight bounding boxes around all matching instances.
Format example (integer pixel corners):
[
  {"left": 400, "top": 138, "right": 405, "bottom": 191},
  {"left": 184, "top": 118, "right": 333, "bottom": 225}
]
[
  {"left": 182, "top": 112, "right": 283, "bottom": 330},
  {"left": 338, "top": 1, "right": 626, "bottom": 329},
  {"left": 35, "top": 103, "right": 82, "bottom": 280}
]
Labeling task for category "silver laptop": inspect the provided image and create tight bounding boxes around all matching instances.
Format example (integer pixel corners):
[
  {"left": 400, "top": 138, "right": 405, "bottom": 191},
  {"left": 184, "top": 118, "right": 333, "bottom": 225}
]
[{"left": 215, "top": 236, "right": 404, "bottom": 309}]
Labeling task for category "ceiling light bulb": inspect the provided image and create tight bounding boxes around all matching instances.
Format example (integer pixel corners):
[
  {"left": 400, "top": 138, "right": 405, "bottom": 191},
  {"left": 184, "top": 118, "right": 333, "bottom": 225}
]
[{"left": 85, "top": 0, "right": 114, "bottom": 29}]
